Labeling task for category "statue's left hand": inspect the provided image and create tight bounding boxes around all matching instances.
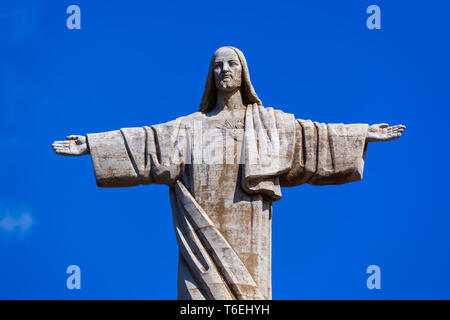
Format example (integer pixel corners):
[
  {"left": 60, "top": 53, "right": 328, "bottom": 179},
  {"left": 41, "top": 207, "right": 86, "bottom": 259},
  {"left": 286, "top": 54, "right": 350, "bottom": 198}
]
[{"left": 367, "top": 123, "right": 406, "bottom": 142}]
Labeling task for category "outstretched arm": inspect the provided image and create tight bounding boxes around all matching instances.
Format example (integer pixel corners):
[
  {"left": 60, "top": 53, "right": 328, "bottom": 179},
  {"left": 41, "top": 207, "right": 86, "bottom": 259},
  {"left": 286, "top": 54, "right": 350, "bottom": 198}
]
[
  {"left": 51, "top": 125, "right": 183, "bottom": 188},
  {"left": 280, "top": 120, "right": 406, "bottom": 188},
  {"left": 367, "top": 123, "right": 406, "bottom": 142},
  {"left": 52, "top": 135, "right": 89, "bottom": 156}
]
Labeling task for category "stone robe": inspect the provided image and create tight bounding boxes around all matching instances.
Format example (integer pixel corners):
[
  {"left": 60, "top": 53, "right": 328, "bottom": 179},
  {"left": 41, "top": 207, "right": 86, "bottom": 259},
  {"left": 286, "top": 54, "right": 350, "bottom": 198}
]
[{"left": 86, "top": 104, "right": 368, "bottom": 300}]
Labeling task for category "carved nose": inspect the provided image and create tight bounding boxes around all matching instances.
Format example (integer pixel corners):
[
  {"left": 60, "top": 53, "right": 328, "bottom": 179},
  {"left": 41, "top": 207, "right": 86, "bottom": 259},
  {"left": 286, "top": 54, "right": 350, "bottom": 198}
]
[{"left": 223, "top": 63, "right": 231, "bottom": 72}]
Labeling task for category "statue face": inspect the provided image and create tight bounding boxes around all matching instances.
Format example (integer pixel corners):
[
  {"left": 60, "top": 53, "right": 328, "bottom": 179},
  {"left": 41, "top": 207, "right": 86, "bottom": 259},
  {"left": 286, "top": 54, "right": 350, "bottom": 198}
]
[{"left": 213, "top": 47, "right": 242, "bottom": 92}]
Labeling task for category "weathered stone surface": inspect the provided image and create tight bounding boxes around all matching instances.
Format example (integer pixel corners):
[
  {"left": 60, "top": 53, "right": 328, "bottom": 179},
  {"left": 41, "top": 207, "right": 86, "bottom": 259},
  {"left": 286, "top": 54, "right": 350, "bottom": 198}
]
[{"left": 52, "top": 46, "right": 405, "bottom": 300}]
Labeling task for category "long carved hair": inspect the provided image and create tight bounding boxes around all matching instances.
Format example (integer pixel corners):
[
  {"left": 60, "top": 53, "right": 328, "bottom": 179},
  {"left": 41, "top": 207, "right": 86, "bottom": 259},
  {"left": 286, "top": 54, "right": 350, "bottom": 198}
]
[{"left": 199, "top": 46, "right": 262, "bottom": 113}]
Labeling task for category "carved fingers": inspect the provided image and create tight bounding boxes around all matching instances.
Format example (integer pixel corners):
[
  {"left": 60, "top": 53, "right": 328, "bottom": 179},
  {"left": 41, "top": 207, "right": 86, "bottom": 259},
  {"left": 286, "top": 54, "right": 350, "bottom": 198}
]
[
  {"left": 52, "top": 140, "right": 70, "bottom": 155},
  {"left": 386, "top": 124, "right": 406, "bottom": 140},
  {"left": 388, "top": 124, "right": 406, "bottom": 132},
  {"left": 52, "top": 135, "right": 88, "bottom": 156},
  {"left": 367, "top": 123, "right": 406, "bottom": 142}
]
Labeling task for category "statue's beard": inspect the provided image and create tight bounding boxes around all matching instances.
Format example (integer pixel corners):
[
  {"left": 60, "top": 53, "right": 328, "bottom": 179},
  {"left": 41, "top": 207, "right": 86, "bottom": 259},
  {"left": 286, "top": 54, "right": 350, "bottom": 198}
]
[{"left": 216, "top": 78, "right": 242, "bottom": 92}]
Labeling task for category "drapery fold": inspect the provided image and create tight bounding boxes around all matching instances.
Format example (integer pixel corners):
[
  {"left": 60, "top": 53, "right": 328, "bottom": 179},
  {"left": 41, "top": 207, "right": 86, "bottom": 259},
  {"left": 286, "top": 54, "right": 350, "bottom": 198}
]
[
  {"left": 172, "top": 180, "right": 266, "bottom": 300},
  {"left": 240, "top": 104, "right": 368, "bottom": 201}
]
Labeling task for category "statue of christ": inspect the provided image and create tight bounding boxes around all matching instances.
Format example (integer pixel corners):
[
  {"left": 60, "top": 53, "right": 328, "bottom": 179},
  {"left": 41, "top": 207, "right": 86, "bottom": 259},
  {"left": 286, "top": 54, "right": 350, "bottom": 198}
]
[{"left": 52, "top": 46, "right": 405, "bottom": 300}]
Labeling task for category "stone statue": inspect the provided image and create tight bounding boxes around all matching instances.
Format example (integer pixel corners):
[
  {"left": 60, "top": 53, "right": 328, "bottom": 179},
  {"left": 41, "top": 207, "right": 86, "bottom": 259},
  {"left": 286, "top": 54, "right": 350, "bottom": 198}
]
[{"left": 52, "top": 46, "right": 405, "bottom": 300}]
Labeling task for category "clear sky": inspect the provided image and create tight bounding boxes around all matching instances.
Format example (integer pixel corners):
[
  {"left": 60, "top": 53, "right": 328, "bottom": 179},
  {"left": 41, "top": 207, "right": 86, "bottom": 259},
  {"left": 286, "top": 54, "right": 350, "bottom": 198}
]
[{"left": 1, "top": 0, "right": 449, "bottom": 299}]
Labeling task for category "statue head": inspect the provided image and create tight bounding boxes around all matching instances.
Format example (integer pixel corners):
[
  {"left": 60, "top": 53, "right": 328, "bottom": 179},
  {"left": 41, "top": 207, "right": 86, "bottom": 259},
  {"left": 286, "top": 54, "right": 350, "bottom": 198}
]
[
  {"left": 213, "top": 47, "right": 243, "bottom": 92},
  {"left": 199, "top": 46, "right": 262, "bottom": 113}
]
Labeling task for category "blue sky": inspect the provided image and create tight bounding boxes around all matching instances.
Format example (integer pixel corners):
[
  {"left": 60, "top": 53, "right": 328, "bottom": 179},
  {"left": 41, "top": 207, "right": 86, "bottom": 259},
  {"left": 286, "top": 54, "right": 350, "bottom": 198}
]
[{"left": 0, "top": 0, "right": 449, "bottom": 299}]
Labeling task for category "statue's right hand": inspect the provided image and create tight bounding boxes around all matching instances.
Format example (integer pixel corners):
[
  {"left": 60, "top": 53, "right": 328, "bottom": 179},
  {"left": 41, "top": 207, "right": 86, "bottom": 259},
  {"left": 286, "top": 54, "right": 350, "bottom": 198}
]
[{"left": 52, "top": 135, "right": 89, "bottom": 156}]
